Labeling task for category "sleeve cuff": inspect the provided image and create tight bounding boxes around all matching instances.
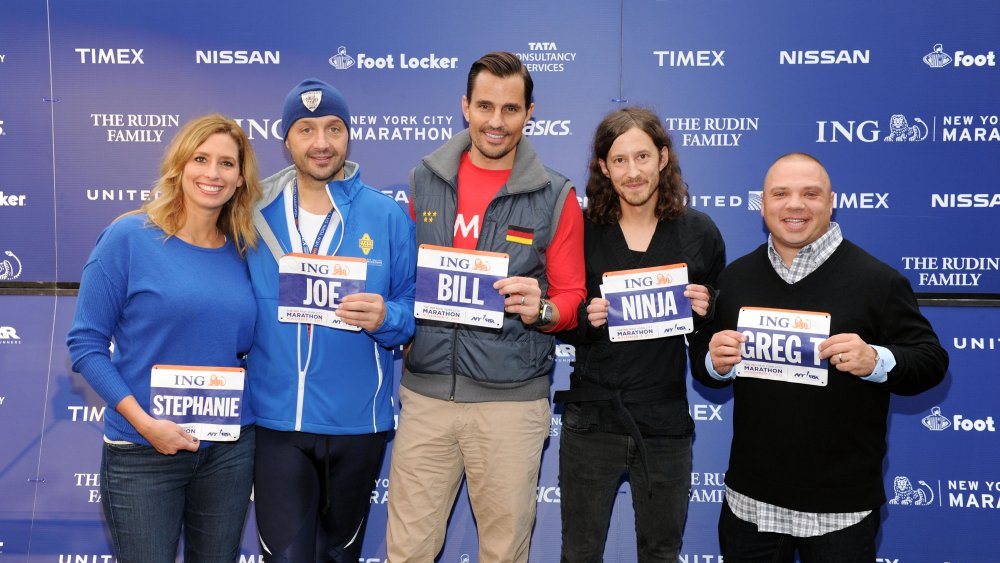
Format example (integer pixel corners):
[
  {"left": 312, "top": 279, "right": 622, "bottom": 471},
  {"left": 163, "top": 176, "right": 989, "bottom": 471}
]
[
  {"left": 704, "top": 352, "right": 737, "bottom": 381},
  {"left": 861, "top": 345, "right": 895, "bottom": 383}
]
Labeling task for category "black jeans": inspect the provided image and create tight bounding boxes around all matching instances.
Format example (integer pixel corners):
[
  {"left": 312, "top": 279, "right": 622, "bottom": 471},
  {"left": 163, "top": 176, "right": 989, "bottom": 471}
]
[
  {"left": 559, "top": 426, "right": 692, "bottom": 562},
  {"left": 718, "top": 499, "right": 880, "bottom": 563},
  {"left": 254, "top": 427, "right": 387, "bottom": 563}
]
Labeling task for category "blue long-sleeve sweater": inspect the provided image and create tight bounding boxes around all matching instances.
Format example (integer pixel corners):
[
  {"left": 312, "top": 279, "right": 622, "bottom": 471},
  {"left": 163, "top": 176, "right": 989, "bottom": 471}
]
[{"left": 67, "top": 214, "right": 257, "bottom": 445}]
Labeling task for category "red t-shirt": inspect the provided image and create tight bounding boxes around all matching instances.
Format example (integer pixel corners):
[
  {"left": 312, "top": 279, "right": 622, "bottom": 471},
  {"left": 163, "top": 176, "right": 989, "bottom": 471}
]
[{"left": 411, "top": 152, "right": 584, "bottom": 331}]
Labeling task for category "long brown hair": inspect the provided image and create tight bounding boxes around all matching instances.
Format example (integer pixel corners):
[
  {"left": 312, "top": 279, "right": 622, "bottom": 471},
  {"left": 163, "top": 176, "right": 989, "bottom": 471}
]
[
  {"left": 585, "top": 107, "right": 687, "bottom": 224},
  {"left": 123, "top": 114, "right": 262, "bottom": 255}
]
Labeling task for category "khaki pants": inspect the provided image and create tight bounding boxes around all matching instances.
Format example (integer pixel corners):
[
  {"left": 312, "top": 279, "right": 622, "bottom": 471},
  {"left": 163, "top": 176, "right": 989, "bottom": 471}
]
[{"left": 386, "top": 386, "right": 551, "bottom": 563}]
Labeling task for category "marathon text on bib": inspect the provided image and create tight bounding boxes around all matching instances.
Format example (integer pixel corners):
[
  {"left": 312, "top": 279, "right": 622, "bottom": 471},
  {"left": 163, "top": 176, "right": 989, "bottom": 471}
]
[
  {"left": 278, "top": 253, "right": 367, "bottom": 331},
  {"left": 735, "top": 306, "right": 831, "bottom": 386},
  {"left": 149, "top": 365, "right": 245, "bottom": 441},
  {"left": 601, "top": 263, "right": 693, "bottom": 342},
  {"left": 415, "top": 244, "right": 509, "bottom": 329}
]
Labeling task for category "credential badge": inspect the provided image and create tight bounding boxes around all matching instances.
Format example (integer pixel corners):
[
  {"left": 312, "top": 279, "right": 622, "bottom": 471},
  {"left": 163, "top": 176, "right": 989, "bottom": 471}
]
[{"left": 301, "top": 90, "right": 323, "bottom": 112}]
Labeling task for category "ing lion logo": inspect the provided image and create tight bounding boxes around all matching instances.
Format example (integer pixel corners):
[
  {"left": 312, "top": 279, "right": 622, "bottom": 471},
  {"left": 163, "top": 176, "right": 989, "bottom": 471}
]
[
  {"left": 656, "top": 273, "right": 673, "bottom": 285},
  {"left": 333, "top": 264, "right": 350, "bottom": 276},
  {"left": 793, "top": 317, "right": 812, "bottom": 330},
  {"left": 888, "top": 476, "right": 934, "bottom": 506},
  {"left": 883, "top": 114, "right": 929, "bottom": 142},
  {"left": 209, "top": 374, "right": 227, "bottom": 387},
  {"left": 473, "top": 258, "right": 490, "bottom": 272}
]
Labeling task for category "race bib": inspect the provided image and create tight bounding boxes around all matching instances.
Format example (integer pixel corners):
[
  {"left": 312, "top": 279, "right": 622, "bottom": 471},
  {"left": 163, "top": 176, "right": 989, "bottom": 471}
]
[
  {"left": 278, "top": 253, "right": 367, "bottom": 331},
  {"left": 735, "top": 307, "right": 831, "bottom": 386},
  {"left": 415, "top": 245, "right": 509, "bottom": 329},
  {"left": 601, "top": 263, "right": 693, "bottom": 342},
  {"left": 149, "top": 365, "right": 244, "bottom": 441}
]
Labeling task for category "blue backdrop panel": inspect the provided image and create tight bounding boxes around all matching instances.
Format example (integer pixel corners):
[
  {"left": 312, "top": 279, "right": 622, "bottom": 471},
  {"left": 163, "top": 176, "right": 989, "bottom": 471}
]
[
  {"left": 880, "top": 306, "right": 1000, "bottom": 561},
  {"left": 0, "top": 1, "right": 56, "bottom": 283},
  {"left": 621, "top": 0, "right": 1000, "bottom": 294},
  {"left": 2, "top": 0, "right": 1000, "bottom": 561},
  {"left": 0, "top": 296, "right": 57, "bottom": 558}
]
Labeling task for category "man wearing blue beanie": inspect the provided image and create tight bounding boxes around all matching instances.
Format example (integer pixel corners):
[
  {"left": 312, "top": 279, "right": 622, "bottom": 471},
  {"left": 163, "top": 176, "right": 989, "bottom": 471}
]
[{"left": 246, "top": 78, "right": 416, "bottom": 562}]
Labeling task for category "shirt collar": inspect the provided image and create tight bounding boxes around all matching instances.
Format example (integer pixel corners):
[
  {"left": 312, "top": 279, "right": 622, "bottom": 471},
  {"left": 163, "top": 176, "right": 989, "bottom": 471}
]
[{"left": 767, "top": 222, "right": 843, "bottom": 283}]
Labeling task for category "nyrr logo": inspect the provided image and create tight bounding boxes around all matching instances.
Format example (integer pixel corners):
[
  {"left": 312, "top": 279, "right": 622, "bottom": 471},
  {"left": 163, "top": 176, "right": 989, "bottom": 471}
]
[
  {"left": 522, "top": 118, "right": 571, "bottom": 136},
  {"left": 194, "top": 50, "right": 279, "bottom": 64},
  {"left": 555, "top": 343, "right": 575, "bottom": 362},
  {"left": 0, "top": 250, "right": 22, "bottom": 280},
  {"left": 888, "top": 475, "right": 935, "bottom": 506},
  {"left": 75, "top": 47, "right": 143, "bottom": 64},
  {"left": 922, "top": 405, "right": 995, "bottom": 432},
  {"left": 0, "top": 191, "right": 26, "bottom": 206},
  {"left": 653, "top": 50, "right": 725, "bottom": 67},
  {"left": 0, "top": 326, "right": 21, "bottom": 344},
  {"left": 923, "top": 43, "right": 995, "bottom": 68},
  {"left": 815, "top": 114, "right": 928, "bottom": 143},
  {"left": 778, "top": 49, "right": 870, "bottom": 65}
]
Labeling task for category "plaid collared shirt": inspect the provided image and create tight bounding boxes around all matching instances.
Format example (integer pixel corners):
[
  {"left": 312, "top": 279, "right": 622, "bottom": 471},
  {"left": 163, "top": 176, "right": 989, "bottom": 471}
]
[
  {"left": 766, "top": 222, "right": 843, "bottom": 284},
  {"left": 731, "top": 221, "right": 869, "bottom": 536}
]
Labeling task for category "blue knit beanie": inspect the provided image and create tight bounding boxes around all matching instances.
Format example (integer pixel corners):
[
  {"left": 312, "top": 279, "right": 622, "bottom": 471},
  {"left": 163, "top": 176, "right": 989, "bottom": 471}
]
[{"left": 281, "top": 78, "right": 351, "bottom": 139}]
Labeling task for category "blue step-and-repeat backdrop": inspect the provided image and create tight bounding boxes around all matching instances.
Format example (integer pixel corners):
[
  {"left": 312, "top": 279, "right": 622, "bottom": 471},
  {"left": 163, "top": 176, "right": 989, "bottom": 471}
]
[{"left": 1, "top": 1, "right": 998, "bottom": 562}]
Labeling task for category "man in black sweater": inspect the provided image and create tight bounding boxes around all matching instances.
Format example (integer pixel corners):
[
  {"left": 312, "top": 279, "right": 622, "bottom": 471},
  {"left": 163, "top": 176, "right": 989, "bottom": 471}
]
[
  {"left": 688, "top": 152, "right": 948, "bottom": 562},
  {"left": 556, "top": 107, "right": 726, "bottom": 561}
]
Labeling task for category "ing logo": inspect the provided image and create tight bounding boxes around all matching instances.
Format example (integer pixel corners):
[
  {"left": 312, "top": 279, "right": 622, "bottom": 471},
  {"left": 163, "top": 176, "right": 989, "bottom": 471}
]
[{"left": 888, "top": 475, "right": 935, "bottom": 506}]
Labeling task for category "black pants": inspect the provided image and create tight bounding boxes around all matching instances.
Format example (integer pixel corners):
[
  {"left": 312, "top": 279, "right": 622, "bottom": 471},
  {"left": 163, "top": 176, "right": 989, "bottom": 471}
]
[
  {"left": 254, "top": 427, "right": 387, "bottom": 563},
  {"left": 559, "top": 427, "right": 692, "bottom": 562}
]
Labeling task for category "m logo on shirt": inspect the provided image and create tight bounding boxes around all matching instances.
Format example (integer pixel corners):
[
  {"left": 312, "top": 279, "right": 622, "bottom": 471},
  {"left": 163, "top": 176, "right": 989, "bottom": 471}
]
[{"left": 455, "top": 213, "right": 480, "bottom": 240}]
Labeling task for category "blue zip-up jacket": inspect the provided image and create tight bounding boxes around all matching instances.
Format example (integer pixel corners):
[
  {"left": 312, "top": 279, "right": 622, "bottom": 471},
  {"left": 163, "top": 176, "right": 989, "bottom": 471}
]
[{"left": 247, "top": 162, "right": 416, "bottom": 435}]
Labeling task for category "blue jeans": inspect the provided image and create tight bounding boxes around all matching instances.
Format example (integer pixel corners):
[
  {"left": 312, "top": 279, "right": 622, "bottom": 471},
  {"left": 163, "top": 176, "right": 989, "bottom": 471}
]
[
  {"left": 718, "top": 499, "right": 880, "bottom": 563},
  {"left": 100, "top": 426, "right": 255, "bottom": 563},
  {"left": 559, "top": 426, "right": 692, "bottom": 562}
]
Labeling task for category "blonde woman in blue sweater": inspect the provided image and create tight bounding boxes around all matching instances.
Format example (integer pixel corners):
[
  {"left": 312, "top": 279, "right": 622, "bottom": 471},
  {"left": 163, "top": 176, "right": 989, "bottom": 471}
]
[{"left": 67, "top": 114, "right": 262, "bottom": 563}]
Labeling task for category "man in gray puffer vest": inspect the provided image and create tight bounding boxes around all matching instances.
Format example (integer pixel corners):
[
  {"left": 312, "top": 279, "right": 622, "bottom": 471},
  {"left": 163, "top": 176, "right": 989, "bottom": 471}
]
[{"left": 386, "top": 52, "right": 585, "bottom": 563}]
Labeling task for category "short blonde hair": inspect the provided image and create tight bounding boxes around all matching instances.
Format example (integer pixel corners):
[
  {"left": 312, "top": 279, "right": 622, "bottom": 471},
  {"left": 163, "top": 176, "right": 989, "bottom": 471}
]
[{"left": 126, "top": 113, "right": 262, "bottom": 255}]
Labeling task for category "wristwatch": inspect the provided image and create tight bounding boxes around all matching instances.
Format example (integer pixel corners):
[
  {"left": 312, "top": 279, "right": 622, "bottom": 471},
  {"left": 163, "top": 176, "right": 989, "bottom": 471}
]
[{"left": 534, "top": 298, "right": 554, "bottom": 328}]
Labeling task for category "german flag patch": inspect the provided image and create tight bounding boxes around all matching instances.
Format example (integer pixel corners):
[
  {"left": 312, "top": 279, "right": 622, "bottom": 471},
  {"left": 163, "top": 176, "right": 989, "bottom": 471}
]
[{"left": 506, "top": 226, "right": 534, "bottom": 245}]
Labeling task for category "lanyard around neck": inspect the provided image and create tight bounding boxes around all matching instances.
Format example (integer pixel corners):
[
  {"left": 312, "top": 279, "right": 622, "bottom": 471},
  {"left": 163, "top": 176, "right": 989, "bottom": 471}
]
[{"left": 292, "top": 178, "right": 335, "bottom": 255}]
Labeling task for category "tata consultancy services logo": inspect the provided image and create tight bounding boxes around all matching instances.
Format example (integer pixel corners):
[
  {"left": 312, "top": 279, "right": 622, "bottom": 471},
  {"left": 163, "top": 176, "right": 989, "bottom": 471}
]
[
  {"left": 0, "top": 250, "right": 22, "bottom": 280},
  {"left": 329, "top": 46, "right": 356, "bottom": 69},
  {"left": 888, "top": 475, "right": 935, "bottom": 506}
]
